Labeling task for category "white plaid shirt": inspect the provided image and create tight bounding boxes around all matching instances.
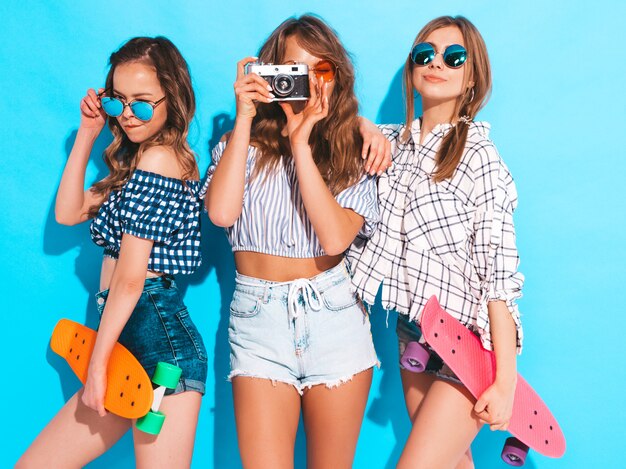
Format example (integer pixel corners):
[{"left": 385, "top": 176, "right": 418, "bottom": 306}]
[{"left": 349, "top": 120, "right": 524, "bottom": 352}]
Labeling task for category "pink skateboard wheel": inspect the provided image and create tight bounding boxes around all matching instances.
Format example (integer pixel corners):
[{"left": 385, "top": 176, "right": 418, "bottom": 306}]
[
  {"left": 501, "top": 437, "right": 529, "bottom": 466},
  {"left": 400, "top": 341, "right": 430, "bottom": 373}
]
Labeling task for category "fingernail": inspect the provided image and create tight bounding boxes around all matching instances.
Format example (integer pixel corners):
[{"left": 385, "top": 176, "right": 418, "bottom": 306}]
[
  {"left": 377, "top": 170, "right": 383, "bottom": 176},
  {"left": 365, "top": 165, "right": 370, "bottom": 171},
  {"left": 269, "top": 93, "right": 275, "bottom": 98},
  {"left": 362, "top": 154, "right": 367, "bottom": 159},
  {"left": 267, "top": 85, "right": 273, "bottom": 91}
]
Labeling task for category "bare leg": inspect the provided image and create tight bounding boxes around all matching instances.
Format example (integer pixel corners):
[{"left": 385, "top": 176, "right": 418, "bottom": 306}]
[
  {"left": 401, "top": 370, "right": 475, "bottom": 468},
  {"left": 301, "top": 369, "right": 373, "bottom": 469},
  {"left": 133, "top": 391, "right": 202, "bottom": 468},
  {"left": 232, "top": 377, "right": 301, "bottom": 469},
  {"left": 16, "top": 389, "right": 131, "bottom": 468},
  {"left": 400, "top": 368, "right": 436, "bottom": 420},
  {"left": 397, "top": 378, "right": 482, "bottom": 469}
]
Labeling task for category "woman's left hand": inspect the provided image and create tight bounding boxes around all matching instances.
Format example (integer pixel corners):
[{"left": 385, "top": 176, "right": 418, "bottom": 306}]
[
  {"left": 473, "top": 378, "right": 516, "bottom": 431},
  {"left": 359, "top": 118, "right": 392, "bottom": 176},
  {"left": 82, "top": 363, "right": 108, "bottom": 417},
  {"left": 279, "top": 74, "right": 329, "bottom": 148}
]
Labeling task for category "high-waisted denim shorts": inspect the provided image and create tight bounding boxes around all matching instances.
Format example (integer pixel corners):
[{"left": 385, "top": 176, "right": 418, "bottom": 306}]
[
  {"left": 396, "top": 313, "right": 461, "bottom": 384},
  {"left": 228, "top": 261, "right": 379, "bottom": 394},
  {"left": 95, "top": 275, "right": 207, "bottom": 395}
]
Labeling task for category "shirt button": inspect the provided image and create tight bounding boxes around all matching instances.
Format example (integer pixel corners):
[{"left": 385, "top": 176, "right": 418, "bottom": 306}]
[{"left": 97, "top": 297, "right": 105, "bottom": 305}]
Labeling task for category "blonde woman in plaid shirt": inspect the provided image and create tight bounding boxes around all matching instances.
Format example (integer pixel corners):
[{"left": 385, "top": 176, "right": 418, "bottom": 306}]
[{"left": 350, "top": 16, "right": 524, "bottom": 468}]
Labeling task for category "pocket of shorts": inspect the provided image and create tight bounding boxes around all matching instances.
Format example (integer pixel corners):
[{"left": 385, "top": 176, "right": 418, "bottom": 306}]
[
  {"left": 321, "top": 280, "right": 359, "bottom": 311},
  {"left": 176, "top": 309, "right": 208, "bottom": 362},
  {"left": 230, "top": 290, "right": 261, "bottom": 318}
]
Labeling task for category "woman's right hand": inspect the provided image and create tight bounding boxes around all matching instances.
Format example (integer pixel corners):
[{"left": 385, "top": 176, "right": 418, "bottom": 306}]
[
  {"left": 234, "top": 57, "right": 274, "bottom": 120},
  {"left": 79, "top": 88, "right": 107, "bottom": 132}
]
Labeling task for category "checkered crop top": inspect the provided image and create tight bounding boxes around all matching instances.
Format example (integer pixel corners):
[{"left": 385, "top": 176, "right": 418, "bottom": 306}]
[{"left": 90, "top": 169, "right": 202, "bottom": 275}]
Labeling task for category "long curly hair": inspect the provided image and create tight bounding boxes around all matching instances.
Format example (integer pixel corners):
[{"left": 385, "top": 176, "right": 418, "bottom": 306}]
[
  {"left": 402, "top": 16, "right": 492, "bottom": 182},
  {"left": 250, "top": 14, "right": 364, "bottom": 195},
  {"left": 88, "top": 36, "right": 197, "bottom": 217}
]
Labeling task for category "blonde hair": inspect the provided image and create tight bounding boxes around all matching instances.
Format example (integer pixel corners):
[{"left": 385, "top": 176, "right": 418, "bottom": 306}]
[
  {"left": 250, "top": 14, "right": 364, "bottom": 195},
  {"left": 402, "top": 16, "right": 492, "bottom": 182},
  {"left": 88, "top": 36, "right": 198, "bottom": 217}
]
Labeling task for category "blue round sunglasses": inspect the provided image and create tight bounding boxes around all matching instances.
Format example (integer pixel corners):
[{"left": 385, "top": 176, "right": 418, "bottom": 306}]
[
  {"left": 98, "top": 91, "right": 166, "bottom": 121},
  {"left": 410, "top": 43, "right": 467, "bottom": 69}
]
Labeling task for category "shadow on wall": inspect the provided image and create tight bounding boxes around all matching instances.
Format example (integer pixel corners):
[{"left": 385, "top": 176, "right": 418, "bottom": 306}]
[{"left": 377, "top": 66, "right": 408, "bottom": 126}]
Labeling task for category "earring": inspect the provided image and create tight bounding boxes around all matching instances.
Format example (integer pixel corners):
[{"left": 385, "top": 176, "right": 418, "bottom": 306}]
[{"left": 467, "top": 87, "right": 475, "bottom": 103}]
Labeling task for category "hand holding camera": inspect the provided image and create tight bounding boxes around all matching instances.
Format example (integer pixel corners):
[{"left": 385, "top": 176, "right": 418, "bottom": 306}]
[
  {"left": 234, "top": 57, "right": 275, "bottom": 120},
  {"left": 280, "top": 74, "right": 329, "bottom": 149}
]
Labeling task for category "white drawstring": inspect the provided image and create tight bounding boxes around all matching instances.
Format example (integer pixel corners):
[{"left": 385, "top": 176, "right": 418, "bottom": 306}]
[
  {"left": 286, "top": 278, "right": 322, "bottom": 322},
  {"left": 235, "top": 276, "right": 322, "bottom": 323}
]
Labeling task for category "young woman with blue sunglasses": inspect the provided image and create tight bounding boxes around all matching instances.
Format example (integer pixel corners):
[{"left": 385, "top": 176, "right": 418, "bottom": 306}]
[
  {"left": 350, "top": 16, "right": 524, "bottom": 467},
  {"left": 18, "top": 37, "right": 207, "bottom": 467}
]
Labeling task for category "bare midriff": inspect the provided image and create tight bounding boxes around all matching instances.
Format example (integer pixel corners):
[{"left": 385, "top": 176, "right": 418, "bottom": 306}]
[
  {"left": 234, "top": 251, "right": 343, "bottom": 282},
  {"left": 99, "top": 256, "right": 162, "bottom": 291}
]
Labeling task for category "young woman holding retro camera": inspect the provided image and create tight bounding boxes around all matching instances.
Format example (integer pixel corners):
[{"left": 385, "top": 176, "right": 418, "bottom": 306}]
[
  {"left": 349, "top": 16, "right": 524, "bottom": 468},
  {"left": 18, "top": 37, "right": 207, "bottom": 468},
  {"left": 203, "top": 15, "right": 388, "bottom": 469}
]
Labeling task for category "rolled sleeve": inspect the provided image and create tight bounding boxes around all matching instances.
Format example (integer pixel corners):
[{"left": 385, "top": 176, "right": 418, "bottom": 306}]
[{"left": 471, "top": 143, "right": 524, "bottom": 353}]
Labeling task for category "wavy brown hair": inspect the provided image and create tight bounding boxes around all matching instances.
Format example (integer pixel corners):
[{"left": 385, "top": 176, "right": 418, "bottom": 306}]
[
  {"left": 402, "top": 16, "right": 492, "bottom": 182},
  {"left": 88, "top": 36, "right": 198, "bottom": 217},
  {"left": 250, "top": 15, "right": 363, "bottom": 195}
]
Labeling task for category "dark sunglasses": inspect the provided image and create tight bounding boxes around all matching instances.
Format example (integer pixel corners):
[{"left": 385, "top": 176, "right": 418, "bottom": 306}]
[
  {"left": 98, "top": 91, "right": 166, "bottom": 121},
  {"left": 410, "top": 43, "right": 467, "bottom": 69},
  {"left": 311, "top": 59, "right": 338, "bottom": 83}
]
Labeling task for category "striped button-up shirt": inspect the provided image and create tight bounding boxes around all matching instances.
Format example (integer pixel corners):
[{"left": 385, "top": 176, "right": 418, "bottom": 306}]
[
  {"left": 349, "top": 120, "right": 524, "bottom": 352},
  {"left": 201, "top": 141, "right": 379, "bottom": 258}
]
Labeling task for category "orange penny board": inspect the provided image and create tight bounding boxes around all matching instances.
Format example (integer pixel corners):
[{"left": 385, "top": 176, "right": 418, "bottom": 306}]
[
  {"left": 50, "top": 319, "right": 153, "bottom": 419},
  {"left": 420, "top": 296, "right": 566, "bottom": 458}
]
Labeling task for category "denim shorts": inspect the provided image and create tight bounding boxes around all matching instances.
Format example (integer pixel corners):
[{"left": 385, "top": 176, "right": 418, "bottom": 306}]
[
  {"left": 396, "top": 313, "right": 462, "bottom": 385},
  {"left": 228, "top": 261, "right": 379, "bottom": 394},
  {"left": 95, "top": 275, "right": 207, "bottom": 395}
]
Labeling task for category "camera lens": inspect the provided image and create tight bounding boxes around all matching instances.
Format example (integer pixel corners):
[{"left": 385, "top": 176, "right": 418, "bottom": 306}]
[{"left": 272, "top": 74, "right": 295, "bottom": 97}]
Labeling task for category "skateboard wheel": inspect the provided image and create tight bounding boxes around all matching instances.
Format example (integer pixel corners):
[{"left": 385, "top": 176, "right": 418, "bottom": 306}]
[
  {"left": 501, "top": 437, "right": 529, "bottom": 466},
  {"left": 152, "top": 362, "right": 182, "bottom": 389},
  {"left": 136, "top": 410, "right": 166, "bottom": 435},
  {"left": 400, "top": 341, "right": 430, "bottom": 373}
]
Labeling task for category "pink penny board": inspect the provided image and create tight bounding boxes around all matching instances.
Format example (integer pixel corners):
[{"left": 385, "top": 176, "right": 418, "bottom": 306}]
[{"left": 420, "top": 296, "right": 565, "bottom": 458}]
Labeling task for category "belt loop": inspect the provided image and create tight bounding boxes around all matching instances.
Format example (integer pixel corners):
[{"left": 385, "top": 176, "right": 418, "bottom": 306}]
[
  {"left": 163, "top": 274, "right": 172, "bottom": 289},
  {"left": 262, "top": 284, "right": 270, "bottom": 303}
]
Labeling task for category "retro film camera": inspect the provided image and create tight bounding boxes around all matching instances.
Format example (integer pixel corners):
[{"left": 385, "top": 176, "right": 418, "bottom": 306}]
[{"left": 245, "top": 62, "right": 310, "bottom": 101}]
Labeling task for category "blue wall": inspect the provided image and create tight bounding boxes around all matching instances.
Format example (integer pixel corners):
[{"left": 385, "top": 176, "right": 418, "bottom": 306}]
[{"left": 1, "top": 1, "right": 624, "bottom": 467}]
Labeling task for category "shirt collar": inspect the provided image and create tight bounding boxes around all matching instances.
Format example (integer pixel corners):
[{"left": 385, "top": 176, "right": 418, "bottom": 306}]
[{"left": 409, "top": 118, "right": 491, "bottom": 144}]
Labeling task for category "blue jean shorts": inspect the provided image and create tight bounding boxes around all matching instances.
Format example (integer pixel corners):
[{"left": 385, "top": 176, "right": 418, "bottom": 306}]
[
  {"left": 95, "top": 275, "right": 207, "bottom": 395},
  {"left": 396, "top": 313, "right": 461, "bottom": 385},
  {"left": 228, "top": 261, "right": 379, "bottom": 394}
]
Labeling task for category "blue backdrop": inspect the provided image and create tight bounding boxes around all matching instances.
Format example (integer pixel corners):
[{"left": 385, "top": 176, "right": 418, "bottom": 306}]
[{"left": 1, "top": 1, "right": 624, "bottom": 467}]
